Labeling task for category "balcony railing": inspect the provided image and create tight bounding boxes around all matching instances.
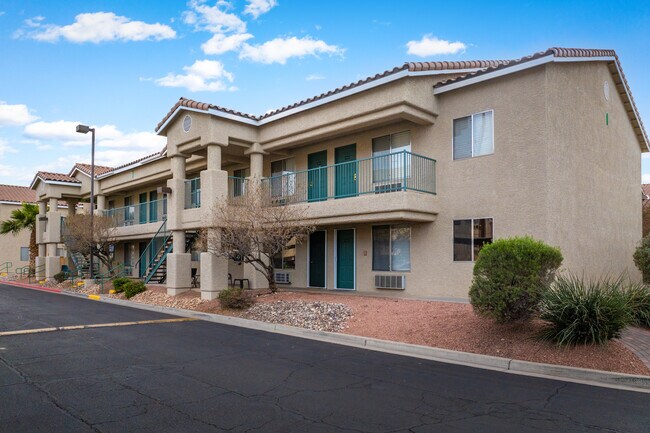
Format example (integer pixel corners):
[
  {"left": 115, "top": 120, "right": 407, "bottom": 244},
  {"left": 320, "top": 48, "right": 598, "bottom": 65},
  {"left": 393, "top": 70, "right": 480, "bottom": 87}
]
[
  {"left": 184, "top": 177, "right": 201, "bottom": 209},
  {"left": 103, "top": 198, "right": 167, "bottom": 227},
  {"left": 259, "top": 151, "right": 435, "bottom": 205},
  {"left": 228, "top": 176, "right": 248, "bottom": 203}
]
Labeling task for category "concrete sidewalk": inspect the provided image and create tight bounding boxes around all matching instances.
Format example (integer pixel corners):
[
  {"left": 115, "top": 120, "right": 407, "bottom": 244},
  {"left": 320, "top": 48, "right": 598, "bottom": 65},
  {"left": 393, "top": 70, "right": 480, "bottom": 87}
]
[{"left": 622, "top": 326, "right": 650, "bottom": 370}]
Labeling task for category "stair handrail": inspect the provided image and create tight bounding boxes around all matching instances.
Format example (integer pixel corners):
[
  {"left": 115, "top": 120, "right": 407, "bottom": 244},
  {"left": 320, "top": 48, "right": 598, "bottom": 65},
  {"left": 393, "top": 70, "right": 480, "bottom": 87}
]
[
  {"left": 28, "top": 264, "right": 46, "bottom": 283},
  {"left": 134, "top": 220, "right": 169, "bottom": 278},
  {"left": 0, "top": 261, "right": 12, "bottom": 276},
  {"left": 144, "top": 241, "right": 174, "bottom": 284},
  {"left": 94, "top": 263, "right": 127, "bottom": 292}
]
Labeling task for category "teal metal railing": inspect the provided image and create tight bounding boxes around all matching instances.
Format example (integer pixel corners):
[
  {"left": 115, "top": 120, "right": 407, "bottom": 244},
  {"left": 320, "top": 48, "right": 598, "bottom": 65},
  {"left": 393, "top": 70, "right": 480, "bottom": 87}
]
[
  {"left": 134, "top": 220, "right": 171, "bottom": 282},
  {"left": 228, "top": 176, "right": 248, "bottom": 202},
  {"left": 103, "top": 198, "right": 167, "bottom": 227},
  {"left": 184, "top": 177, "right": 201, "bottom": 209},
  {"left": 0, "top": 262, "right": 12, "bottom": 276},
  {"left": 259, "top": 151, "right": 436, "bottom": 205},
  {"left": 94, "top": 263, "right": 127, "bottom": 293}
]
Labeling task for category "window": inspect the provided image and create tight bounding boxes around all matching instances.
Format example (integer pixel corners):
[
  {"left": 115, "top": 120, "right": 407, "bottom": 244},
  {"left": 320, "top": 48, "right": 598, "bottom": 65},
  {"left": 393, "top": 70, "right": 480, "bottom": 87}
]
[
  {"left": 270, "top": 158, "right": 296, "bottom": 198},
  {"left": 453, "top": 218, "right": 493, "bottom": 261},
  {"left": 232, "top": 168, "right": 249, "bottom": 197},
  {"left": 149, "top": 191, "right": 158, "bottom": 222},
  {"left": 273, "top": 237, "right": 296, "bottom": 269},
  {"left": 372, "top": 225, "right": 411, "bottom": 271},
  {"left": 372, "top": 131, "right": 411, "bottom": 185},
  {"left": 20, "top": 247, "right": 29, "bottom": 262},
  {"left": 185, "top": 177, "right": 201, "bottom": 208},
  {"left": 124, "top": 196, "right": 134, "bottom": 225},
  {"left": 453, "top": 110, "right": 493, "bottom": 160}
]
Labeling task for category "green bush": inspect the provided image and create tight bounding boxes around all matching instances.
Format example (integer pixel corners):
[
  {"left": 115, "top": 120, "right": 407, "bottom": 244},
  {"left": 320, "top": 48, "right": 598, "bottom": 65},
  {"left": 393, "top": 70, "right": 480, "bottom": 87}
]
[
  {"left": 539, "top": 275, "right": 633, "bottom": 345},
  {"left": 218, "top": 287, "right": 254, "bottom": 309},
  {"left": 623, "top": 283, "right": 650, "bottom": 328},
  {"left": 469, "top": 236, "right": 563, "bottom": 322},
  {"left": 123, "top": 281, "right": 147, "bottom": 299},
  {"left": 53, "top": 272, "right": 66, "bottom": 284},
  {"left": 633, "top": 236, "right": 650, "bottom": 283},
  {"left": 112, "top": 277, "right": 131, "bottom": 293}
]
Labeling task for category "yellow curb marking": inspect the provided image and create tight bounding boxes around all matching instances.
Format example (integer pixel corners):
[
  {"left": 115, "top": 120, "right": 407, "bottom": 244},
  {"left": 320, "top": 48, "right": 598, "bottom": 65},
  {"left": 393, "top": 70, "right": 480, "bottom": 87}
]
[
  {"left": 108, "top": 289, "right": 116, "bottom": 294},
  {"left": 88, "top": 294, "right": 101, "bottom": 300},
  {"left": 0, "top": 318, "right": 197, "bottom": 337}
]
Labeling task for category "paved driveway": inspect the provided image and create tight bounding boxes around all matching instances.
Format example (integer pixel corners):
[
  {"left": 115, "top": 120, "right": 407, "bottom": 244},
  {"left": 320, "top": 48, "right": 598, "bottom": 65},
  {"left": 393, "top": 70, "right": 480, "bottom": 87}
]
[{"left": 0, "top": 283, "right": 648, "bottom": 432}]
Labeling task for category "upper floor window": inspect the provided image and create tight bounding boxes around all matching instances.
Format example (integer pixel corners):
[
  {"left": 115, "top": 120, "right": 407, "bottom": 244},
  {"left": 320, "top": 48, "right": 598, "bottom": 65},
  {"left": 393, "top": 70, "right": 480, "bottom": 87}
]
[
  {"left": 372, "top": 131, "right": 411, "bottom": 185},
  {"left": 453, "top": 218, "right": 493, "bottom": 261},
  {"left": 270, "top": 158, "right": 296, "bottom": 198},
  {"left": 453, "top": 110, "right": 493, "bottom": 160},
  {"left": 232, "top": 168, "right": 249, "bottom": 197}
]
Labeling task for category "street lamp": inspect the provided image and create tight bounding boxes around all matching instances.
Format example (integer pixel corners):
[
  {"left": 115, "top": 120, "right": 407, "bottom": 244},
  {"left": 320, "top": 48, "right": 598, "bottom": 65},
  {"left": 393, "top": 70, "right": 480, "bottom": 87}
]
[{"left": 76, "top": 124, "right": 96, "bottom": 279}]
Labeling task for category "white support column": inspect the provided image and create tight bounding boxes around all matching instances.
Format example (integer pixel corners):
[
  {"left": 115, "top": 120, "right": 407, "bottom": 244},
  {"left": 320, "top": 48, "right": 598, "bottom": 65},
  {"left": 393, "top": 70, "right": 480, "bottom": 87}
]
[
  {"left": 95, "top": 195, "right": 106, "bottom": 215},
  {"left": 166, "top": 155, "right": 192, "bottom": 295}
]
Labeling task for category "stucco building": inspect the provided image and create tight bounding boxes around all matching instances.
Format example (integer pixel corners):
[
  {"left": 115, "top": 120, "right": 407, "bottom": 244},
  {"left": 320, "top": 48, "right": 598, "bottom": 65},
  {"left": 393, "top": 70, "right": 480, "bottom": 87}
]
[
  {"left": 0, "top": 185, "right": 38, "bottom": 273},
  {"left": 31, "top": 47, "right": 648, "bottom": 299}
]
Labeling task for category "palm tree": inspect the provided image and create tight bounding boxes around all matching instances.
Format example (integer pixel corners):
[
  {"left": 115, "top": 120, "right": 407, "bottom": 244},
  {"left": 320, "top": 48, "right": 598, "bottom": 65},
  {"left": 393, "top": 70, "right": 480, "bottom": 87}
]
[{"left": 0, "top": 202, "right": 39, "bottom": 270}]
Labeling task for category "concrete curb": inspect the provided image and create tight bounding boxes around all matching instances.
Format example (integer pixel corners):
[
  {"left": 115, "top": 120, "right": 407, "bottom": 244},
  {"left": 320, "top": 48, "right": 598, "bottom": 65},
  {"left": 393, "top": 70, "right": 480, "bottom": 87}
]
[{"left": 4, "top": 281, "right": 650, "bottom": 393}]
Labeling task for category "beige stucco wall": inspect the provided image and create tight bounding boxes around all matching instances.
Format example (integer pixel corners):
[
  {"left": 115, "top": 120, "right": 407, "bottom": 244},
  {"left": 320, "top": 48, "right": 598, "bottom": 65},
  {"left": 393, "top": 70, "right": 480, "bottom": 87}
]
[
  {"left": 0, "top": 203, "right": 31, "bottom": 270},
  {"left": 544, "top": 62, "right": 642, "bottom": 280}
]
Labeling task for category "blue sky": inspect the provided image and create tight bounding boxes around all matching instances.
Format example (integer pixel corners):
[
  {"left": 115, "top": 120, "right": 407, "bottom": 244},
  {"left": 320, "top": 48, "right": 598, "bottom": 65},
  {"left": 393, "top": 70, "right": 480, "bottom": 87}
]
[{"left": 0, "top": 0, "right": 649, "bottom": 185}]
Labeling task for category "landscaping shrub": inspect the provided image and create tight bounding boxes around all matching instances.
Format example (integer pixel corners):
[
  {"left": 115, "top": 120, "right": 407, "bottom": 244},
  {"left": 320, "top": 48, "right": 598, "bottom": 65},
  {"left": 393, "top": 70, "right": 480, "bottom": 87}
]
[
  {"left": 218, "top": 286, "right": 254, "bottom": 309},
  {"left": 469, "top": 236, "right": 563, "bottom": 322},
  {"left": 123, "top": 281, "right": 147, "bottom": 299},
  {"left": 112, "top": 277, "right": 130, "bottom": 293},
  {"left": 539, "top": 275, "right": 633, "bottom": 345},
  {"left": 53, "top": 272, "right": 66, "bottom": 284},
  {"left": 623, "top": 283, "right": 650, "bottom": 328},
  {"left": 633, "top": 236, "right": 650, "bottom": 283}
]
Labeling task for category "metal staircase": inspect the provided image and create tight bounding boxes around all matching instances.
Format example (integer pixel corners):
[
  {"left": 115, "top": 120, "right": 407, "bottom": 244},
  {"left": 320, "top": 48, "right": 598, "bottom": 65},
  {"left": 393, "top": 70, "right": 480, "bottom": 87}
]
[
  {"left": 135, "top": 220, "right": 198, "bottom": 284},
  {"left": 69, "top": 251, "right": 99, "bottom": 278}
]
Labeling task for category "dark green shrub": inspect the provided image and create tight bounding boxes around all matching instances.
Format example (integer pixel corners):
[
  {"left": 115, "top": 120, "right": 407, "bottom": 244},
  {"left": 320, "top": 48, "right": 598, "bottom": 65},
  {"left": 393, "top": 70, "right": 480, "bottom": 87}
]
[
  {"left": 539, "top": 275, "right": 633, "bottom": 345},
  {"left": 218, "top": 287, "right": 254, "bottom": 309},
  {"left": 623, "top": 283, "right": 650, "bottom": 328},
  {"left": 469, "top": 236, "right": 563, "bottom": 322},
  {"left": 633, "top": 236, "right": 650, "bottom": 283},
  {"left": 112, "top": 277, "right": 131, "bottom": 293},
  {"left": 123, "top": 281, "right": 147, "bottom": 299},
  {"left": 53, "top": 272, "right": 66, "bottom": 284}
]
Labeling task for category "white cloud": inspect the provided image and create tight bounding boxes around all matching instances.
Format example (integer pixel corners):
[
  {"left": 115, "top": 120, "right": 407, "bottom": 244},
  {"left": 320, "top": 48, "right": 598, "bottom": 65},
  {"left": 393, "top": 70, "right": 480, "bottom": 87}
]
[
  {"left": 305, "top": 74, "right": 324, "bottom": 81},
  {"left": 22, "top": 12, "right": 176, "bottom": 43},
  {"left": 244, "top": 0, "right": 278, "bottom": 19},
  {"left": 0, "top": 139, "right": 18, "bottom": 158},
  {"left": 183, "top": 0, "right": 246, "bottom": 34},
  {"left": 643, "top": 173, "right": 650, "bottom": 184},
  {"left": 23, "top": 121, "right": 121, "bottom": 143},
  {"left": 406, "top": 35, "right": 466, "bottom": 57},
  {"left": 201, "top": 32, "right": 253, "bottom": 54},
  {"left": 239, "top": 36, "right": 343, "bottom": 65},
  {"left": 154, "top": 59, "right": 236, "bottom": 92},
  {"left": 0, "top": 102, "right": 39, "bottom": 126}
]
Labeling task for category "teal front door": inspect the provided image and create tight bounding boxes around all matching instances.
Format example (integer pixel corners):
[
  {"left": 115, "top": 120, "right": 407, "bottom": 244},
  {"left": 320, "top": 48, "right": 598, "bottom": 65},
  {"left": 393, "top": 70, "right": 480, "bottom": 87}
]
[
  {"left": 309, "top": 231, "right": 326, "bottom": 288},
  {"left": 308, "top": 150, "right": 328, "bottom": 202},
  {"left": 336, "top": 229, "right": 355, "bottom": 290},
  {"left": 335, "top": 144, "right": 357, "bottom": 198}
]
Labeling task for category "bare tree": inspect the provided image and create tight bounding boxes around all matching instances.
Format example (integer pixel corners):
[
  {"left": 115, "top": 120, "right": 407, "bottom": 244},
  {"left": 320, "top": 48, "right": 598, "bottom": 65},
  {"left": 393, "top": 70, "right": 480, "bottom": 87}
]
[
  {"left": 206, "top": 184, "right": 314, "bottom": 293},
  {"left": 63, "top": 214, "right": 118, "bottom": 275}
]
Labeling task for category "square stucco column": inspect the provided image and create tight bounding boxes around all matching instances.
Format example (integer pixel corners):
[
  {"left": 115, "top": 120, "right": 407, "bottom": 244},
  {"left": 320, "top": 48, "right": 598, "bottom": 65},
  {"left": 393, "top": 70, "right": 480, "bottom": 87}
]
[
  {"left": 45, "top": 256, "right": 61, "bottom": 279},
  {"left": 166, "top": 252, "right": 191, "bottom": 295},
  {"left": 167, "top": 155, "right": 187, "bottom": 231},
  {"left": 200, "top": 252, "right": 228, "bottom": 300},
  {"left": 243, "top": 259, "right": 269, "bottom": 289},
  {"left": 35, "top": 256, "right": 45, "bottom": 279}
]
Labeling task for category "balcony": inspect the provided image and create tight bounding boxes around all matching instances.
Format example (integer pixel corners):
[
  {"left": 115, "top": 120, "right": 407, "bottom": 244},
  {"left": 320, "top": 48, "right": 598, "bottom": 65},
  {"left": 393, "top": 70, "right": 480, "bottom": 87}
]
[
  {"left": 258, "top": 151, "right": 438, "bottom": 224},
  {"left": 103, "top": 198, "right": 167, "bottom": 227}
]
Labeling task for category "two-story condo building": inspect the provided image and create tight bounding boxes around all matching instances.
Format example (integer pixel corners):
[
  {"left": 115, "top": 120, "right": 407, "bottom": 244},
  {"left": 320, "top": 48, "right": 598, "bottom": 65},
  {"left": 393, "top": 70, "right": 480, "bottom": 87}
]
[{"left": 31, "top": 47, "right": 648, "bottom": 300}]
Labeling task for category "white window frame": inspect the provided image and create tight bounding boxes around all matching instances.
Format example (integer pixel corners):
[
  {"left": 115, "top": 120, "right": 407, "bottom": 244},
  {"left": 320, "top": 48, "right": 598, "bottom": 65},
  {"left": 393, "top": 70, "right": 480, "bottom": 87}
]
[
  {"left": 270, "top": 157, "right": 296, "bottom": 198},
  {"left": 372, "top": 224, "right": 411, "bottom": 272},
  {"left": 452, "top": 109, "right": 494, "bottom": 160},
  {"left": 20, "top": 247, "right": 29, "bottom": 262},
  {"left": 452, "top": 217, "right": 494, "bottom": 262}
]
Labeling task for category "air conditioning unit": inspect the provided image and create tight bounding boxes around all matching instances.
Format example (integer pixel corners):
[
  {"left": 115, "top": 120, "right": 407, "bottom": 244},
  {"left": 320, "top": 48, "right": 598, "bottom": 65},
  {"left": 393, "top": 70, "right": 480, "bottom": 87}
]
[
  {"left": 375, "top": 274, "right": 405, "bottom": 290},
  {"left": 374, "top": 183, "right": 402, "bottom": 194},
  {"left": 275, "top": 272, "right": 291, "bottom": 284}
]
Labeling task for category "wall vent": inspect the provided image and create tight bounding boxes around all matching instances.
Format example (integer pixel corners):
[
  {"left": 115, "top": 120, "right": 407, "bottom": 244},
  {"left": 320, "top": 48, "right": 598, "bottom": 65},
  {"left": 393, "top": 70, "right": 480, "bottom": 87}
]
[{"left": 375, "top": 274, "right": 405, "bottom": 290}]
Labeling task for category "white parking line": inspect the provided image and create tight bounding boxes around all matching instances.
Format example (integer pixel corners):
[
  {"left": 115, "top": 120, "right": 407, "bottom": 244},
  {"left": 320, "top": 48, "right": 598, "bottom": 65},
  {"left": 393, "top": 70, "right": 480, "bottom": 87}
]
[{"left": 0, "top": 318, "right": 197, "bottom": 337}]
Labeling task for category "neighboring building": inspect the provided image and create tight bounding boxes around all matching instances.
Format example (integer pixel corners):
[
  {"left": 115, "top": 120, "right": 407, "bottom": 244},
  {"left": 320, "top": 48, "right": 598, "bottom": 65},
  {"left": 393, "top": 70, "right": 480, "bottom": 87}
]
[
  {"left": 31, "top": 47, "right": 648, "bottom": 299},
  {"left": 0, "top": 184, "right": 37, "bottom": 272},
  {"left": 643, "top": 184, "right": 650, "bottom": 237}
]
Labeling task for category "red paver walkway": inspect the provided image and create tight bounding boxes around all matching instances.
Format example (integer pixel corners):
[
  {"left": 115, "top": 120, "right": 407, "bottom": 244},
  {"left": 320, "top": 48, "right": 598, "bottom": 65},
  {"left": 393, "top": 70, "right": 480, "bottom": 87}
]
[{"left": 621, "top": 326, "right": 650, "bottom": 370}]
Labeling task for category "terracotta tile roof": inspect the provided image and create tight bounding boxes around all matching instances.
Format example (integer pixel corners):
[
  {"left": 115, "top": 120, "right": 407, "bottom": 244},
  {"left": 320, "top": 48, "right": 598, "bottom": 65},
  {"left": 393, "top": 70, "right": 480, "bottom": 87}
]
[
  {"left": 69, "top": 163, "right": 114, "bottom": 177},
  {"left": 433, "top": 47, "right": 647, "bottom": 149},
  {"left": 103, "top": 150, "right": 166, "bottom": 174},
  {"left": 155, "top": 61, "right": 507, "bottom": 131},
  {"left": 34, "top": 171, "right": 81, "bottom": 184},
  {"left": 0, "top": 184, "right": 37, "bottom": 203}
]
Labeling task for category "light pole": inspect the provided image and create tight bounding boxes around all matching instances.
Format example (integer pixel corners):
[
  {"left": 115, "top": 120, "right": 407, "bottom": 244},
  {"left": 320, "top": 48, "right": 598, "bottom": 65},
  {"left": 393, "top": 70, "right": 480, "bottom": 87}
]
[{"left": 76, "top": 124, "right": 95, "bottom": 279}]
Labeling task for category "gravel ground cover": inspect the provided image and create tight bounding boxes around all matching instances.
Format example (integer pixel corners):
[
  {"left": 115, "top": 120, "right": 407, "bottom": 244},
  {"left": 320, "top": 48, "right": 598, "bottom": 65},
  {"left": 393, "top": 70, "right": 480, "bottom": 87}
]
[{"left": 243, "top": 300, "right": 352, "bottom": 332}]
